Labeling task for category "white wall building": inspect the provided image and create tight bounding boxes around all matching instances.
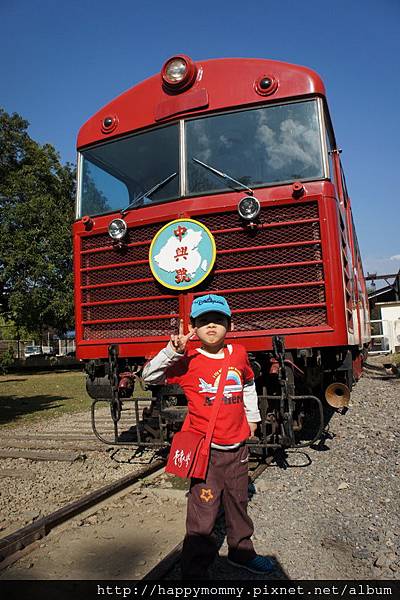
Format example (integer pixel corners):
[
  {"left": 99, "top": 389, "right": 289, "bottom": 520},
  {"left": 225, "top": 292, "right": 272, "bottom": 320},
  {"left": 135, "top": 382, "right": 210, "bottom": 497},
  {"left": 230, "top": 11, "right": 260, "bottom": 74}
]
[{"left": 375, "top": 301, "right": 400, "bottom": 353}]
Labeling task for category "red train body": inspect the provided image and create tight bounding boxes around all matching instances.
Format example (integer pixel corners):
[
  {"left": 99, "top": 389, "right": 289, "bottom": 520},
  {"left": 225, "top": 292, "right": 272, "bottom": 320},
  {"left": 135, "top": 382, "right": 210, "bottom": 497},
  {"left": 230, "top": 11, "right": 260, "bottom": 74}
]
[{"left": 74, "top": 56, "right": 370, "bottom": 448}]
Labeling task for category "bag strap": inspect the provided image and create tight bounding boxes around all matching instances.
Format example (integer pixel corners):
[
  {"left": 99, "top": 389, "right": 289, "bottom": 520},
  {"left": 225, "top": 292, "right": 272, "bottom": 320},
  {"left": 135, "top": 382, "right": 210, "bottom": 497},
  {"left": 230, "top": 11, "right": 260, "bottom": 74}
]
[{"left": 200, "top": 348, "right": 230, "bottom": 455}]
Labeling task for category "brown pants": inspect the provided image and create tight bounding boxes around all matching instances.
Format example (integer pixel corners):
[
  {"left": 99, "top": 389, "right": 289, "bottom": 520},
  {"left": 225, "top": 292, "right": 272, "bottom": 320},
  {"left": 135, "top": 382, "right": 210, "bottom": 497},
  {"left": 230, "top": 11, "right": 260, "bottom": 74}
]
[{"left": 181, "top": 444, "right": 256, "bottom": 579}]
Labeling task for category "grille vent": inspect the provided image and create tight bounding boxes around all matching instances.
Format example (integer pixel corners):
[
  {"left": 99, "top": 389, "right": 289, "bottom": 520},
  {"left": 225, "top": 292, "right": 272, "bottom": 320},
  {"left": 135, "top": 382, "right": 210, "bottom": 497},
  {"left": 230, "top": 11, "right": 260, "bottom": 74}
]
[{"left": 79, "top": 202, "right": 326, "bottom": 340}]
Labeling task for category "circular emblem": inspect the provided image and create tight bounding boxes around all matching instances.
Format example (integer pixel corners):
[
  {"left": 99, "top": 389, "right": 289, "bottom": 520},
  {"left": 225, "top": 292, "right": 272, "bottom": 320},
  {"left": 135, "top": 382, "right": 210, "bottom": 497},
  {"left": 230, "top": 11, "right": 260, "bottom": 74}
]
[{"left": 149, "top": 218, "right": 216, "bottom": 290}]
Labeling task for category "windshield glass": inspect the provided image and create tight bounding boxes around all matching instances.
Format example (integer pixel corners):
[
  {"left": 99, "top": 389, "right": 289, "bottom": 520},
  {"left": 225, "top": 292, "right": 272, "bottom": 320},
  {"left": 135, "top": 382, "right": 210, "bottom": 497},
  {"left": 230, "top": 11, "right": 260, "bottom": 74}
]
[
  {"left": 78, "top": 123, "right": 179, "bottom": 217},
  {"left": 186, "top": 100, "right": 324, "bottom": 195},
  {"left": 77, "top": 100, "right": 325, "bottom": 217}
]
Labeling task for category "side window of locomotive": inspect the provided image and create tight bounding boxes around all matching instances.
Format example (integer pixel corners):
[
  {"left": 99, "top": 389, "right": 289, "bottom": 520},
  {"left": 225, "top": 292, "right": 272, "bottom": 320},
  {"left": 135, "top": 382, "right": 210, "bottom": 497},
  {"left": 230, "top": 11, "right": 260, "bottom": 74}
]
[
  {"left": 324, "top": 118, "right": 335, "bottom": 182},
  {"left": 340, "top": 163, "right": 350, "bottom": 207}
]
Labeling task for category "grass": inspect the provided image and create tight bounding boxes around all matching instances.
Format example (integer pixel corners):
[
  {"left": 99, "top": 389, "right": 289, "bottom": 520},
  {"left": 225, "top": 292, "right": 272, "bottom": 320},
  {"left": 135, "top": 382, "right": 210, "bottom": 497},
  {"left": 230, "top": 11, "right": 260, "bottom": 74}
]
[
  {"left": 392, "top": 353, "right": 400, "bottom": 366},
  {"left": 0, "top": 370, "right": 91, "bottom": 428},
  {"left": 0, "top": 370, "right": 153, "bottom": 429}
]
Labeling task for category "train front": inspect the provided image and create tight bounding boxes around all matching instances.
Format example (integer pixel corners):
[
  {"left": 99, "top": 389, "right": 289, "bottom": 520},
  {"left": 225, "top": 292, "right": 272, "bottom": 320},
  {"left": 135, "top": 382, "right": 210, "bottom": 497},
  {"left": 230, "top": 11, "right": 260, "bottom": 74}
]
[{"left": 74, "top": 55, "right": 351, "bottom": 448}]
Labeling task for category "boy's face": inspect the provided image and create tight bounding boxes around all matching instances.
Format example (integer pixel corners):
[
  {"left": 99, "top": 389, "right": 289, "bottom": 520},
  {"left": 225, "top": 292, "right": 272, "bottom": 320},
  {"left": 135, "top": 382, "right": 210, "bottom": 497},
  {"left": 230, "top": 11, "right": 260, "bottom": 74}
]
[{"left": 193, "top": 311, "right": 230, "bottom": 349}]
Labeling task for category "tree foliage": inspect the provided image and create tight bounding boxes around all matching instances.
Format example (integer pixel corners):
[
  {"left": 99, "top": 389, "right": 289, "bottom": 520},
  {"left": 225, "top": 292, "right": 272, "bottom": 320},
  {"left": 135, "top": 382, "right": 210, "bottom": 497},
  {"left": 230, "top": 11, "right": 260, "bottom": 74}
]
[
  {"left": 0, "top": 315, "right": 33, "bottom": 341},
  {"left": 0, "top": 108, "right": 75, "bottom": 335},
  {"left": 81, "top": 161, "right": 111, "bottom": 215}
]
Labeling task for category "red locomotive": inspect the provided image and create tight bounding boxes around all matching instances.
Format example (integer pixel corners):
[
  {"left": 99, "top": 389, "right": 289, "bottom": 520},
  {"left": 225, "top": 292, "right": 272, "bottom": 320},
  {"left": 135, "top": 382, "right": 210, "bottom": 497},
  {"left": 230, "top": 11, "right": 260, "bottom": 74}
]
[{"left": 74, "top": 55, "right": 370, "bottom": 449}]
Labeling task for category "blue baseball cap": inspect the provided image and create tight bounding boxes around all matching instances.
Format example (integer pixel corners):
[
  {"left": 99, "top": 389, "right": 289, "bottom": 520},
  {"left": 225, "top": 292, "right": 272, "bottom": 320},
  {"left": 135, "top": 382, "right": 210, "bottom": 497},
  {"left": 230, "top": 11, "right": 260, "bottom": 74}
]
[{"left": 190, "top": 294, "right": 232, "bottom": 319}]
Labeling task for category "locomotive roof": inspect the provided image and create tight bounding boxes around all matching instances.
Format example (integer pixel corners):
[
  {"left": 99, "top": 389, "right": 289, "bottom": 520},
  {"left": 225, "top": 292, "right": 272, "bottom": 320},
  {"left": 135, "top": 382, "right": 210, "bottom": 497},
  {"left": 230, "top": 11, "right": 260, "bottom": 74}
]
[{"left": 77, "top": 57, "right": 326, "bottom": 150}]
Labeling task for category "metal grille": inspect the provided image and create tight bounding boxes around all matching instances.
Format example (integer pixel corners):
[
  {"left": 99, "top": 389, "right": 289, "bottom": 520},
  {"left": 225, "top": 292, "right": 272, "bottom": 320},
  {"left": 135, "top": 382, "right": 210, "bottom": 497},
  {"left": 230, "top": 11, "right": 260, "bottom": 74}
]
[
  {"left": 79, "top": 201, "right": 326, "bottom": 341},
  {"left": 83, "top": 320, "right": 176, "bottom": 340},
  {"left": 81, "top": 223, "right": 161, "bottom": 251},
  {"left": 80, "top": 220, "right": 180, "bottom": 338},
  {"left": 82, "top": 298, "right": 178, "bottom": 322},
  {"left": 81, "top": 244, "right": 150, "bottom": 269},
  {"left": 226, "top": 286, "right": 325, "bottom": 311},
  {"left": 82, "top": 263, "right": 151, "bottom": 287},
  {"left": 217, "top": 245, "right": 322, "bottom": 270},
  {"left": 82, "top": 281, "right": 165, "bottom": 304},
  {"left": 232, "top": 308, "right": 326, "bottom": 331},
  {"left": 208, "top": 264, "right": 324, "bottom": 290},
  {"left": 198, "top": 202, "right": 319, "bottom": 229},
  {"left": 192, "top": 202, "right": 326, "bottom": 331},
  {"left": 214, "top": 221, "right": 320, "bottom": 250}
]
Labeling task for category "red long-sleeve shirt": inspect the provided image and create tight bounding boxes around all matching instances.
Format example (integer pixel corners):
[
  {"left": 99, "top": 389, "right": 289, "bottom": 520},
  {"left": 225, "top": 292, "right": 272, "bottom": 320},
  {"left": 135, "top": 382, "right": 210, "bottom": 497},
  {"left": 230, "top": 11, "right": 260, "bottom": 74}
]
[{"left": 143, "top": 343, "right": 260, "bottom": 446}]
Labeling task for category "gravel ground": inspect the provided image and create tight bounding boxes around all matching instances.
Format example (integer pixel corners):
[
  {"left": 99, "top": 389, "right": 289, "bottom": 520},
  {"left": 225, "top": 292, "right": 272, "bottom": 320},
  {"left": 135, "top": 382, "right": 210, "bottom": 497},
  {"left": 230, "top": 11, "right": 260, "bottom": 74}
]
[
  {"left": 0, "top": 407, "right": 162, "bottom": 537},
  {"left": 0, "top": 356, "right": 398, "bottom": 580},
  {"left": 205, "top": 356, "right": 399, "bottom": 580}
]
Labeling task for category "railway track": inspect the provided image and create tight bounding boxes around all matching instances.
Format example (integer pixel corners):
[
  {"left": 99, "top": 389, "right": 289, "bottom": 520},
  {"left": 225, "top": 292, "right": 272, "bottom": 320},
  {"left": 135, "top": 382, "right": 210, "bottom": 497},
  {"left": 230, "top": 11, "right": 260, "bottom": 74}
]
[
  {"left": 0, "top": 414, "right": 138, "bottom": 462},
  {"left": 0, "top": 402, "right": 162, "bottom": 563},
  {"left": 0, "top": 458, "right": 166, "bottom": 568},
  {"left": 0, "top": 448, "right": 275, "bottom": 574}
]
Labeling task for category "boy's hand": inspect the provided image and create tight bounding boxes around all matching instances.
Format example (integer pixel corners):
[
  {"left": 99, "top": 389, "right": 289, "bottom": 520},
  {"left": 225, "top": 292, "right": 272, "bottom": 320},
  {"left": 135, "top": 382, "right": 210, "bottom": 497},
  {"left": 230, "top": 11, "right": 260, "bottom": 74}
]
[
  {"left": 170, "top": 319, "right": 197, "bottom": 354},
  {"left": 248, "top": 422, "right": 258, "bottom": 437}
]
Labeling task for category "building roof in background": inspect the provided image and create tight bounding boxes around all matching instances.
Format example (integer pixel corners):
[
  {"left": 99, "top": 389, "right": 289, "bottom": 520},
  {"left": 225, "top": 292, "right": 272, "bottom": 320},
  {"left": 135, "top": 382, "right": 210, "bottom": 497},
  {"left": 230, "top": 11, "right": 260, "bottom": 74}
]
[{"left": 368, "top": 270, "right": 400, "bottom": 303}]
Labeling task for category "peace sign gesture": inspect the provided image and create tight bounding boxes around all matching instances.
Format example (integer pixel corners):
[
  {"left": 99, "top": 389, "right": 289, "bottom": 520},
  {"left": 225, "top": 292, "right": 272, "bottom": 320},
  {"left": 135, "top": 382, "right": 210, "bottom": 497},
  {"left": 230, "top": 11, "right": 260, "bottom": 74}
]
[{"left": 170, "top": 319, "right": 197, "bottom": 354}]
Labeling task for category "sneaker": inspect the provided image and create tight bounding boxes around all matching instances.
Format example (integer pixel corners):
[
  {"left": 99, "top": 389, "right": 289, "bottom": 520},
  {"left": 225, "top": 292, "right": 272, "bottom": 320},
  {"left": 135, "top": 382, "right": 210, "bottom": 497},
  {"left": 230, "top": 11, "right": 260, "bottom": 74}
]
[{"left": 227, "top": 554, "right": 276, "bottom": 574}]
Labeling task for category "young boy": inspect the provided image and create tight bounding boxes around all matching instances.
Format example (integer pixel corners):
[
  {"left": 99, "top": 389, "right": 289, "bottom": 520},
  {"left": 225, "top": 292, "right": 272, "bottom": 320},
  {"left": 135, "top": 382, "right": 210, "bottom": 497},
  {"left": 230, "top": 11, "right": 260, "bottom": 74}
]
[{"left": 142, "top": 294, "right": 275, "bottom": 579}]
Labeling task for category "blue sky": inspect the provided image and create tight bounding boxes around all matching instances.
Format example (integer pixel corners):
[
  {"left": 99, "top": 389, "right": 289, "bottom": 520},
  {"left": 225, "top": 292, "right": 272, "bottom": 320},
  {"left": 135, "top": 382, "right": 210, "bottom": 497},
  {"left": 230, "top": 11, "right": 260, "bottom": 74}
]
[{"left": 1, "top": 0, "right": 399, "bottom": 278}]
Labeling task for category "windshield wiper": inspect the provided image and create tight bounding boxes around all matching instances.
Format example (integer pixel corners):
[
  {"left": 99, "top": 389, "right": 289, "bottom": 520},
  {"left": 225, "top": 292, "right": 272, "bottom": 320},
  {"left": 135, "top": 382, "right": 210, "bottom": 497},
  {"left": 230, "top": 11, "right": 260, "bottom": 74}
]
[
  {"left": 192, "top": 157, "right": 253, "bottom": 195},
  {"left": 122, "top": 171, "right": 177, "bottom": 214}
]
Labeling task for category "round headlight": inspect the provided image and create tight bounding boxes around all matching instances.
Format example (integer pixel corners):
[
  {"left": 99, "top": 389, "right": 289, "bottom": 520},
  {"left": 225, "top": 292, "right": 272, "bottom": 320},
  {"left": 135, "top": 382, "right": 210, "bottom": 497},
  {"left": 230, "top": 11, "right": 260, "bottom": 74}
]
[
  {"left": 108, "top": 218, "right": 127, "bottom": 240},
  {"left": 161, "top": 55, "right": 197, "bottom": 92},
  {"left": 238, "top": 196, "right": 261, "bottom": 221},
  {"left": 164, "top": 58, "right": 188, "bottom": 84}
]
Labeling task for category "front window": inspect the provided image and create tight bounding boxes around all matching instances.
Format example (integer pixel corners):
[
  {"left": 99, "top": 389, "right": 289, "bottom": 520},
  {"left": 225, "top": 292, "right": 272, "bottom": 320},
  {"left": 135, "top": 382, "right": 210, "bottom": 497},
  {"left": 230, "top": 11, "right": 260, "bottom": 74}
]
[
  {"left": 186, "top": 100, "right": 324, "bottom": 195},
  {"left": 79, "top": 123, "right": 179, "bottom": 217},
  {"left": 77, "top": 99, "right": 325, "bottom": 217}
]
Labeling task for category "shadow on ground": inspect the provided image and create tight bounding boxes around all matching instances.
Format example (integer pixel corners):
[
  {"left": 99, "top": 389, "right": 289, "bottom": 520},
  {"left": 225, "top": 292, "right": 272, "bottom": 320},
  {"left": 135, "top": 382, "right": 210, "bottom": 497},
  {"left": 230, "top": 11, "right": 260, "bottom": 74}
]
[{"left": 0, "top": 394, "right": 66, "bottom": 424}]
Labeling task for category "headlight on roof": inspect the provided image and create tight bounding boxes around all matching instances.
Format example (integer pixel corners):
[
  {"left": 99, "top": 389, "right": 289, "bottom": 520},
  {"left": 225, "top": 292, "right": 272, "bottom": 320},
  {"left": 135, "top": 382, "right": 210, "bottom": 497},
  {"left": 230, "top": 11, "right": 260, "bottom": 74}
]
[
  {"left": 164, "top": 58, "right": 187, "bottom": 83},
  {"left": 108, "top": 218, "right": 127, "bottom": 240},
  {"left": 161, "top": 55, "right": 197, "bottom": 92}
]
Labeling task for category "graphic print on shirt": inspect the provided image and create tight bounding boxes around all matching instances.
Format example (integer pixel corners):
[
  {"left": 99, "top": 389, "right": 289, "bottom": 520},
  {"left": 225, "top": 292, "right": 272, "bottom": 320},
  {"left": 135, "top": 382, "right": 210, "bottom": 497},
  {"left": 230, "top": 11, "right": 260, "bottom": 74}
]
[{"left": 199, "top": 367, "right": 244, "bottom": 405}]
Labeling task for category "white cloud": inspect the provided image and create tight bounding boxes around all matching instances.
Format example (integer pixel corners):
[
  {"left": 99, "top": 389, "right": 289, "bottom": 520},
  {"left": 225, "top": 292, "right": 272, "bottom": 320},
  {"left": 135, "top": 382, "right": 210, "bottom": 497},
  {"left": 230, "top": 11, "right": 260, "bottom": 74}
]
[
  {"left": 255, "top": 112, "right": 320, "bottom": 171},
  {"left": 363, "top": 256, "right": 400, "bottom": 275}
]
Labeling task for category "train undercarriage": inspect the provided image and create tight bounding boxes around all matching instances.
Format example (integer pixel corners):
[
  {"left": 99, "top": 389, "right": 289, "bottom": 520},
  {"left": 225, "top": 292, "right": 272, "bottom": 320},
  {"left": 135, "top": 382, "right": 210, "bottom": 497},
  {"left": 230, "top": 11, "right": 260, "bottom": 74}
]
[{"left": 86, "top": 336, "right": 367, "bottom": 451}]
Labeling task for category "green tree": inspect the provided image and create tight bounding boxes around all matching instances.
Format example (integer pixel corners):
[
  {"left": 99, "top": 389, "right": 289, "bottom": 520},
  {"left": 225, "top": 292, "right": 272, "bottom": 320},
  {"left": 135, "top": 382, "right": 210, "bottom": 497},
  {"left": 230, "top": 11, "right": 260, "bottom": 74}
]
[
  {"left": 0, "top": 315, "right": 33, "bottom": 341},
  {"left": 0, "top": 108, "right": 75, "bottom": 336},
  {"left": 81, "top": 161, "right": 111, "bottom": 215}
]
